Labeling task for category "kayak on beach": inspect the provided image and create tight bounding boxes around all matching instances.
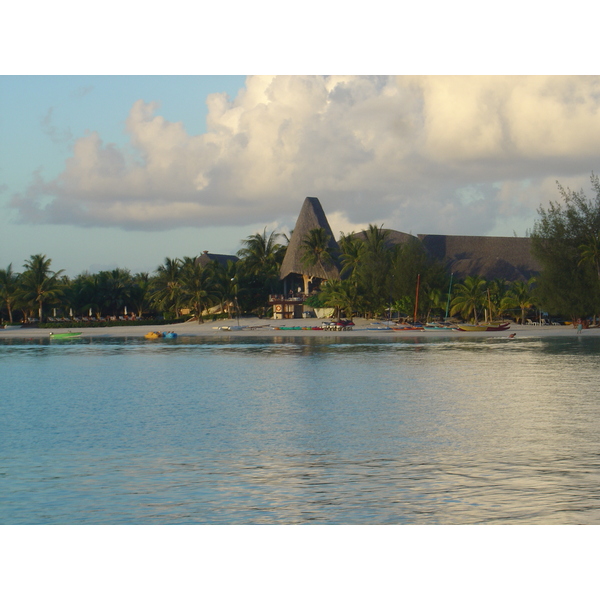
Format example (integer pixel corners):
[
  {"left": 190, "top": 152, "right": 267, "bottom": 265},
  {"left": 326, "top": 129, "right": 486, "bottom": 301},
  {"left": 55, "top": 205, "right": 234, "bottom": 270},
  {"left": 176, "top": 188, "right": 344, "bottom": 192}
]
[{"left": 49, "top": 332, "right": 82, "bottom": 339}]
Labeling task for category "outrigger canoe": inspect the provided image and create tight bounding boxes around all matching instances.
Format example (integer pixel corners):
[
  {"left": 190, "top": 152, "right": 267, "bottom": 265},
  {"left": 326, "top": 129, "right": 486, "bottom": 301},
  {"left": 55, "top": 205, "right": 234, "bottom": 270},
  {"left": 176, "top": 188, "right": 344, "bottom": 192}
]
[
  {"left": 49, "top": 332, "right": 82, "bottom": 339},
  {"left": 455, "top": 322, "right": 510, "bottom": 332},
  {"left": 272, "top": 326, "right": 324, "bottom": 331},
  {"left": 423, "top": 322, "right": 455, "bottom": 330}
]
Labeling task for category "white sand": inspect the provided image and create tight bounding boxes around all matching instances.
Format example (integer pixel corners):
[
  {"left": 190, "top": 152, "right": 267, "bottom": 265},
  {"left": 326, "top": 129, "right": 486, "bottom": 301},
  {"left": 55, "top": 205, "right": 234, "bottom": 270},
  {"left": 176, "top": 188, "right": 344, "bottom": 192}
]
[{"left": 1, "top": 317, "right": 597, "bottom": 339}]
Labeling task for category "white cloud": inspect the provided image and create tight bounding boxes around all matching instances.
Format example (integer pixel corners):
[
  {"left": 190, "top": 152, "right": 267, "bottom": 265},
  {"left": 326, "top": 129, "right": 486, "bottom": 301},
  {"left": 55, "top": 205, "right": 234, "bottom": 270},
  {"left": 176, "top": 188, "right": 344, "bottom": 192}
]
[
  {"left": 326, "top": 211, "right": 372, "bottom": 239},
  {"left": 11, "top": 75, "right": 600, "bottom": 236}
]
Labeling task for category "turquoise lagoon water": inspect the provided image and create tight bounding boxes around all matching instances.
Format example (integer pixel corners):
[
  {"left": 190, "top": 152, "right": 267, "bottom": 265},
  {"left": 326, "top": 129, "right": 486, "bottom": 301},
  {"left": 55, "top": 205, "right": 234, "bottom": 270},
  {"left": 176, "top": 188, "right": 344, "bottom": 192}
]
[{"left": 1, "top": 334, "right": 599, "bottom": 524}]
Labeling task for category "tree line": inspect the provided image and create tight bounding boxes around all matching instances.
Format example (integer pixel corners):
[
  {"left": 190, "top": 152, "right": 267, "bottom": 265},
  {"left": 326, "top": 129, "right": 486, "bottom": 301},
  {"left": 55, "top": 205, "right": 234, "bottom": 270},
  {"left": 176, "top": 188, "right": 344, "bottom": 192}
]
[
  {"left": 0, "top": 231, "right": 287, "bottom": 325},
  {"left": 531, "top": 173, "right": 600, "bottom": 321},
  {"left": 2, "top": 173, "right": 599, "bottom": 325}
]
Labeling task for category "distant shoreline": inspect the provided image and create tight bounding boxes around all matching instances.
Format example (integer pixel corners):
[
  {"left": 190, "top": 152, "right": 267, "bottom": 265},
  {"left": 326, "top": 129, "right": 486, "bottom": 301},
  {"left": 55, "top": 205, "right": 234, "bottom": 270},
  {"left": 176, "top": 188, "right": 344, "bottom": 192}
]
[{"left": 2, "top": 317, "right": 598, "bottom": 340}]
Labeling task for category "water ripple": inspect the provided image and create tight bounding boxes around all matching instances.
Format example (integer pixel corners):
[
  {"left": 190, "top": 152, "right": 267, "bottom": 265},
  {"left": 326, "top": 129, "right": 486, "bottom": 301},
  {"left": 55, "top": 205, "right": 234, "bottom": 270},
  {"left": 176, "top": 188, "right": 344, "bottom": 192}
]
[{"left": 2, "top": 337, "right": 600, "bottom": 523}]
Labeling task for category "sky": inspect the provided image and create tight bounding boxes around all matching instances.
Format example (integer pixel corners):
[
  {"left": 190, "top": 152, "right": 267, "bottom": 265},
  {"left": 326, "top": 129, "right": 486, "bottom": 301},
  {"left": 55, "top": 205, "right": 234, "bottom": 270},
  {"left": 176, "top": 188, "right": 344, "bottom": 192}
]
[{"left": 2, "top": 5, "right": 600, "bottom": 279}]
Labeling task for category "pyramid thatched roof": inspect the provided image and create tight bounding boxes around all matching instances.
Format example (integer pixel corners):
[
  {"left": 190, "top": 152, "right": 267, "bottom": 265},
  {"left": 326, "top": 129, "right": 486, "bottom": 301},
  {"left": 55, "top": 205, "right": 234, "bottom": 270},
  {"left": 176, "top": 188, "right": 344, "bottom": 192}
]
[{"left": 280, "top": 197, "right": 341, "bottom": 281}]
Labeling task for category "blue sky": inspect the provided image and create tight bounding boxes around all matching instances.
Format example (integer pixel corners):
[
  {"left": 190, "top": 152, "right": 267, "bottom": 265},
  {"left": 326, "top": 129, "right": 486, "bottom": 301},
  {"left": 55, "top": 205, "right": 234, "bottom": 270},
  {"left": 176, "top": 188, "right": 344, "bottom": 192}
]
[
  {"left": 0, "top": 76, "right": 250, "bottom": 275},
  {"left": 2, "top": 5, "right": 600, "bottom": 278}
]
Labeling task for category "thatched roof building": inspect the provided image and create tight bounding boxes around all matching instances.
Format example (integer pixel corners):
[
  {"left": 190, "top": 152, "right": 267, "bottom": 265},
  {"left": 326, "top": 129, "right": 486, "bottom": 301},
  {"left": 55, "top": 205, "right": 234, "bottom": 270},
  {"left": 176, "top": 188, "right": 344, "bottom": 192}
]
[
  {"left": 197, "top": 251, "right": 239, "bottom": 268},
  {"left": 352, "top": 228, "right": 418, "bottom": 248},
  {"left": 279, "top": 197, "right": 540, "bottom": 286},
  {"left": 347, "top": 228, "right": 538, "bottom": 280},
  {"left": 280, "top": 197, "right": 341, "bottom": 292},
  {"left": 418, "top": 234, "right": 540, "bottom": 281}
]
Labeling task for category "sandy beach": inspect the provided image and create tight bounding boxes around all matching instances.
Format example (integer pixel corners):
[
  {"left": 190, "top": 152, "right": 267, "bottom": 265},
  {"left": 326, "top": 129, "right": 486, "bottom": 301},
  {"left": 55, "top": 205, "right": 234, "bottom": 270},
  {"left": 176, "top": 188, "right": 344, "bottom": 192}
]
[{"left": 1, "top": 317, "right": 598, "bottom": 340}]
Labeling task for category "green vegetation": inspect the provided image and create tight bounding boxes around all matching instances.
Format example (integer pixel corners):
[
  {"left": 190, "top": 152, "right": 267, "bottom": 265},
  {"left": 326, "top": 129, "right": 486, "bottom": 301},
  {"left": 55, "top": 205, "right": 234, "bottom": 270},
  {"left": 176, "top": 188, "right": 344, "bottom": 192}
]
[
  {"left": 4, "top": 175, "right": 600, "bottom": 326},
  {"left": 450, "top": 276, "right": 488, "bottom": 322},
  {"left": 320, "top": 226, "right": 449, "bottom": 320},
  {"left": 300, "top": 227, "right": 335, "bottom": 274},
  {"left": 531, "top": 173, "right": 600, "bottom": 321},
  {"left": 0, "top": 225, "right": 294, "bottom": 325},
  {"left": 0, "top": 239, "right": 544, "bottom": 326}
]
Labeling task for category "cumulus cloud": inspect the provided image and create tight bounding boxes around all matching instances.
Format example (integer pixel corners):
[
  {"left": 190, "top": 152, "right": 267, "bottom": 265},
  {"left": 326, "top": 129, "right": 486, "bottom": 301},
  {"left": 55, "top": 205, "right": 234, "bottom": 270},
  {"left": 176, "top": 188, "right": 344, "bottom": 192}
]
[{"left": 11, "top": 75, "right": 600, "bottom": 235}]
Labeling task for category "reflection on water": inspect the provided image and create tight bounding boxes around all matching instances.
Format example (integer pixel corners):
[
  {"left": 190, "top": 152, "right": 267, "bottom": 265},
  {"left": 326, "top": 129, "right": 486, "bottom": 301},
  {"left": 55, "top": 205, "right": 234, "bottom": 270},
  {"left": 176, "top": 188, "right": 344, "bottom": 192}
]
[{"left": 1, "top": 336, "right": 600, "bottom": 524}]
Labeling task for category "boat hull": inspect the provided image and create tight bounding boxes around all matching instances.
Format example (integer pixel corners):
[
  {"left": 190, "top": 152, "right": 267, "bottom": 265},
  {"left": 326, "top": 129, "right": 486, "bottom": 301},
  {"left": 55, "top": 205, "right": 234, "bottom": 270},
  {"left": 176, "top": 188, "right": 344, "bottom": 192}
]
[
  {"left": 455, "top": 322, "right": 510, "bottom": 332},
  {"left": 49, "top": 332, "right": 82, "bottom": 339}
]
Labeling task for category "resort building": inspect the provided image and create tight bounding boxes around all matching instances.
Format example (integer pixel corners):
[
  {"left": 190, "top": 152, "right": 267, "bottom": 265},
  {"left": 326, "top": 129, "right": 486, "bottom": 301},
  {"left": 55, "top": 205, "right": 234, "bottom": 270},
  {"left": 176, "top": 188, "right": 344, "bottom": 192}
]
[
  {"left": 277, "top": 197, "right": 540, "bottom": 308},
  {"left": 418, "top": 233, "right": 539, "bottom": 281},
  {"left": 196, "top": 250, "right": 239, "bottom": 268}
]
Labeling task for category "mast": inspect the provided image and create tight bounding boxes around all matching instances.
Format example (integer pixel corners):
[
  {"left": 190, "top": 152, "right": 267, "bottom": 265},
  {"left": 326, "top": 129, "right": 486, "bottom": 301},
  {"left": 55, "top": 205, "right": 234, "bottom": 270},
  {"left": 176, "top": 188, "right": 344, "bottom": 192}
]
[
  {"left": 413, "top": 274, "right": 420, "bottom": 324},
  {"left": 444, "top": 272, "right": 453, "bottom": 320}
]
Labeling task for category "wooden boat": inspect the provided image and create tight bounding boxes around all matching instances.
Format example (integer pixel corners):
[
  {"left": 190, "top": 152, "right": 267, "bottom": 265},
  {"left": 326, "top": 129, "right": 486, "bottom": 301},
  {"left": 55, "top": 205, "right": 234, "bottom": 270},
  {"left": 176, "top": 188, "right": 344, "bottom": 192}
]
[
  {"left": 322, "top": 320, "right": 354, "bottom": 331},
  {"left": 423, "top": 324, "right": 453, "bottom": 331},
  {"left": 455, "top": 322, "right": 510, "bottom": 332},
  {"left": 392, "top": 322, "right": 424, "bottom": 331},
  {"left": 49, "top": 332, "right": 82, "bottom": 339},
  {"left": 367, "top": 322, "right": 393, "bottom": 330}
]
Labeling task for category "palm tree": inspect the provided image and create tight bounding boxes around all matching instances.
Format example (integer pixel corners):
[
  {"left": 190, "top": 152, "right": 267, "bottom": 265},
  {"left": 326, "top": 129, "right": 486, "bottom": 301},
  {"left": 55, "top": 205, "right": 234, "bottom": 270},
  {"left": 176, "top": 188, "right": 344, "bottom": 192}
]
[
  {"left": 338, "top": 233, "right": 364, "bottom": 283},
  {"left": 213, "top": 260, "right": 243, "bottom": 319},
  {"left": 501, "top": 278, "right": 537, "bottom": 324},
  {"left": 300, "top": 228, "right": 335, "bottom": 272},
  {"left": 180, "top": 261, "right": 219, "bottom": 323},
  {"left": 363, "top": 224, "right": 389, "bottom": 256},
  {"left": 0, "top": 264, "right": 19, "bottom": 323},
  {"left": 77, "top": 272, "right": 102, "bottom": 318},
  {"left": 96, "top": 268, "right": 133, "bottom": 317},
  {"left": 18, "top": 254, "right": 64, "bottom": 322},
  {"left": 129, "top": 272, "right": 152, "bottom": 318},
  {"left": 318, "top": 279, "right": 359, "bottom": 319},
  {"left": 237, "top": 228, "right": 285, "bottom": 313},
  {"left": 488, "top": 278, "right": 509, "bottom": 321},
  {"left": 237, "top": 228, "right": 284, "bottom": 281},
  {"left": 450, "top": 276, "right": 488, "bottom": 323},
  {"left": 359, "top": 224, "right": 392, "bottom": 317},
  {"left": 151, "top": 257, "right": 183, "bottom": 317},
  {"left": 425, "top": 287, "right": 444, "bottom": 323}
]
